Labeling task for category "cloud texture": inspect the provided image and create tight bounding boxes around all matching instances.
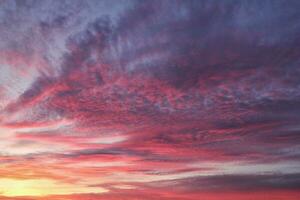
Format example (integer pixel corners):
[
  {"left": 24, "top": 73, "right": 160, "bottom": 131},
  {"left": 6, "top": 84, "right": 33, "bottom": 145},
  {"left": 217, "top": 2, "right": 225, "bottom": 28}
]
[{"left": 0, "top": 0, "right": 300, "bottom": 199}]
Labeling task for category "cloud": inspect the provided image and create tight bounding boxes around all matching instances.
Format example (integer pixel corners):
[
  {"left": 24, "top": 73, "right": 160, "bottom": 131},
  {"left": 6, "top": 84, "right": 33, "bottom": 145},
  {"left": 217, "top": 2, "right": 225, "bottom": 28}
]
[{"left": 0, "top": 0, "right": 300, "bottom": 199}]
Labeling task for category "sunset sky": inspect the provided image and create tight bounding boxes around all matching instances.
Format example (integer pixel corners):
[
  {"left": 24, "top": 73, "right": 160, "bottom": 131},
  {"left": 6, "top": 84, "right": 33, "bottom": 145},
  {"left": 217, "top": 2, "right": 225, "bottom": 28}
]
[{"left": 0, "top": 0, "right": 300, "bottom": 199}]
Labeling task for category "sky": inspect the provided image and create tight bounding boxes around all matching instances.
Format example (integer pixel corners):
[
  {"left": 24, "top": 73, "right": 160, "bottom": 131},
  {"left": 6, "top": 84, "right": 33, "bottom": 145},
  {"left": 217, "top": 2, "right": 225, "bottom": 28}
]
[{"left": 0, "top": 0, "right": 300, "bottom": 199}]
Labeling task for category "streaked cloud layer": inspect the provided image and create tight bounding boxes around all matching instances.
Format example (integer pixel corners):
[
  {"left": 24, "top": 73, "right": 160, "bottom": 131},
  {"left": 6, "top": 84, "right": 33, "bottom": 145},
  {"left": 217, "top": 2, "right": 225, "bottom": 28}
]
[{"left": 0, "top": 0, "right": 300, "bottom": 199}]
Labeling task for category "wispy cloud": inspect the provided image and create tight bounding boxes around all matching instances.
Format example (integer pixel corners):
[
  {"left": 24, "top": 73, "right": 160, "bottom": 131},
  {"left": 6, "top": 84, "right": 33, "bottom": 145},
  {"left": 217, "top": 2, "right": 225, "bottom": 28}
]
[{"left": 0, "top": 0, "right": 300, "bottom": 199}]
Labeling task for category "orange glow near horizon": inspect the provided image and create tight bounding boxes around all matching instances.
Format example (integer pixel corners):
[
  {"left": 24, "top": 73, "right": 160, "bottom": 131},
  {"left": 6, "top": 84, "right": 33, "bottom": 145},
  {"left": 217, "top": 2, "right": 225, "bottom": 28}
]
[{"left": 0, "top": 178, "right": 108, "bottom": 197}]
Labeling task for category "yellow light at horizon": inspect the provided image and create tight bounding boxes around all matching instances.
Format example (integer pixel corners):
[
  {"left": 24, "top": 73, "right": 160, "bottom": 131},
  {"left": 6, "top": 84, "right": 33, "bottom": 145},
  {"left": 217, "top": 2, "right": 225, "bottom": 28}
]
[{"left": 0, "top": 178, "right": 108, "bottom": 197}]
